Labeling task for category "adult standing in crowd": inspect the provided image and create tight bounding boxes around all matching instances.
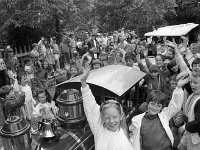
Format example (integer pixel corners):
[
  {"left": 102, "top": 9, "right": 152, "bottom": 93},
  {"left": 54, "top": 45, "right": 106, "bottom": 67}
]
[
  {"left": 60, "top": 34, "right": 70, "bottom": 68},
  {"left": 87, "top": 34, "right": 99, "bottom": 58},
  {"left": 50, "top": 36, "right": 60, "bottom": 72}
]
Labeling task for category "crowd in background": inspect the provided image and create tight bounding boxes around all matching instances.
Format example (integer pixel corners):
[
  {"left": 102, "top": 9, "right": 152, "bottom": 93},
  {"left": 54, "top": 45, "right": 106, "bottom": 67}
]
[{"left": 0, "top": 27, "right": 200, "bottom": 150}]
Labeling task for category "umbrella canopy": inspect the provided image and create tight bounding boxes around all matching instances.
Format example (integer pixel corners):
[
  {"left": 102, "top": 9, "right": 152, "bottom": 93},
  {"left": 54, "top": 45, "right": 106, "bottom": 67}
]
[
  {"left": 145, "top": 23, "right": 199, "bottom": 37},
  {"left": 57, "top": 65, "right": 146, "bottom": 97}
]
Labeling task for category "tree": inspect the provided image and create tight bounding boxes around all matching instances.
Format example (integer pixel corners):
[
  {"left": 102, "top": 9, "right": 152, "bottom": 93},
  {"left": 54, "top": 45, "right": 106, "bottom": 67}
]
[
  {"left": 0, "top": 0, "right": 95, "bottom": 46},
  {"left": 94, "top": 0, "right": 177, "bottom": 32}
]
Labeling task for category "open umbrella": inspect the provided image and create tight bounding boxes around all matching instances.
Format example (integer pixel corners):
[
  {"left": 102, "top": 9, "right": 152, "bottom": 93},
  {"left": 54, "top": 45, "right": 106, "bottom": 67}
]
[{"left": 57, "top": 65, "right": 146, "bottom": 97}]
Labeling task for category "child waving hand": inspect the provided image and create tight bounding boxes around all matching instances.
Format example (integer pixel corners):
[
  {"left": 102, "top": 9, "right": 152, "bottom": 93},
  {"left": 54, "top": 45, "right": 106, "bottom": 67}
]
[{"left": 81, "top": 63, "right": 133, "bottom": 150}]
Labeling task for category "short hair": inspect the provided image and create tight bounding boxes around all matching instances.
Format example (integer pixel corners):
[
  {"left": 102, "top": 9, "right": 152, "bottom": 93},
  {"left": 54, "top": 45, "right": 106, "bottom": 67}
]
[
  {"left": 192, "top": 58, "right": 200, "bottom": 67},
  {"left": 146, "top": 90, "right": 168, "bottom": 106},
  {"left": 149, "top": 65, "right": 159, "bottom": 73}
]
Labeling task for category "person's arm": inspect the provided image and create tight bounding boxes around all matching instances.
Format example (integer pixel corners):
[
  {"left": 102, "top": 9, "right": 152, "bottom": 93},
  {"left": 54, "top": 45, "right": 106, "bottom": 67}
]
[
  {"left": 162, "top": 72, "right": 189, "bottom": 121},
  {"left": 185, "top": 100, "right": 200, "bottom": 133},
  {"left": 143, "top": 49, "right": 152, "bottom": 69},
  {"left": 167, "top": 39, "right": 191, "bottom": 74},
  {"left": 136, "top": 54, "right": 149, "bottom": 73},
  {"left": 81, "top": 63, "right": 101, "bottom": 136},
  {"left": 118, "top": 48, "right": 126, "bottom": 65}
]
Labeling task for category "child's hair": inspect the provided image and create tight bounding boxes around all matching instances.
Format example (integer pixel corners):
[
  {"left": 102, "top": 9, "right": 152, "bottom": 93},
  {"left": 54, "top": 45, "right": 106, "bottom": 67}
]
[
  {"left": 99, "top": 100, "right": 129, "bottom": 138},
  {"left": 16, "top": 71, "right": 26, "bottom": 85},
  {"left": 36, "top": 88, "right": 52, "bottom": 103},
  {"left": 149, "top": 65, "right": 159, "bottom": 73},
  {"left": 146, "top": 90, "right": 168, "bottom": 107},
  {"left": 192, "top": 58, "right": 200, "bottom": 67}
]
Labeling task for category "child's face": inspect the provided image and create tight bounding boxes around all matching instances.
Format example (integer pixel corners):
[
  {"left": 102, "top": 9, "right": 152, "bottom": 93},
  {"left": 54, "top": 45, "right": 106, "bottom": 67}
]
[
  {"left": 192, "top": 63, "right": 200, "bottom": 72},
  {"left": 38, "top": 92, "right": 47, "bottom": 104},
  {"left": 150, "top": 71, "right": 159, "bottom": 79},
  {"left": 102, "top": 107, "right": 122, "bottom": 132},
  {"left": 171, "top": 65, "right": 178, "bottom": 72},
  {"left": 93, "top": 64, "right": 101, "bottom": 70},
  {"left": 70, "top": 67, "right": 78, "bottom": 76},
  {"left": 155, "top": 56, "right": 163, "bottom": 67},
  {"left": 147, "top": 101, "right": 162, "bottom": 115},
  {"left": 125, "top": 58, "right": 133, "bottom": 67},
  {"left": 170, "top": 79, "right": 177, "bottom": 90},
  {"left": 190, "top": 76, "right": 200, "bottom": 95}
]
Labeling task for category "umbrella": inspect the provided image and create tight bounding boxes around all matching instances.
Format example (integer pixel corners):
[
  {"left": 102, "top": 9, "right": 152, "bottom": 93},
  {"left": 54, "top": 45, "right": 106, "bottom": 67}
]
[
  {"left": 145, "top": 23, "right": 199, "bottom": 37},
  {"left": 57, "top": 65, "right": 146, "bottom": 97}
]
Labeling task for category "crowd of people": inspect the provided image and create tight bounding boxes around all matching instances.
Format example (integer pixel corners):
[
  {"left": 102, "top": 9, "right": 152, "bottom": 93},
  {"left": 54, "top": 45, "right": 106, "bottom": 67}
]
[{"left": 0, "top": 28, "right": 200, "bottom": 150}]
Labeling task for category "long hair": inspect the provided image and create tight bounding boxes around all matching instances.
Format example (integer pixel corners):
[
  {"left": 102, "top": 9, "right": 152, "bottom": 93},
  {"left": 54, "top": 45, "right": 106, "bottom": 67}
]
[{"left": 99, "top": 100, "right": 129, "bottom": 139}]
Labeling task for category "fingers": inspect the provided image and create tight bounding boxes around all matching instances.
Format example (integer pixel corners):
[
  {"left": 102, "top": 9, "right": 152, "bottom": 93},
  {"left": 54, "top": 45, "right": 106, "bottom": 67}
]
[{"left": 176, "top": 71, "right": 188, "bottom": 81}]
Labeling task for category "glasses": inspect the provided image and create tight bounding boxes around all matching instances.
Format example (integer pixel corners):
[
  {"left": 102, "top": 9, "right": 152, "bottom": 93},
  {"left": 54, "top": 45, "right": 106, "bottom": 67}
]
[{"left": 100, "top": 100, "right": 121, "bottom": 112}]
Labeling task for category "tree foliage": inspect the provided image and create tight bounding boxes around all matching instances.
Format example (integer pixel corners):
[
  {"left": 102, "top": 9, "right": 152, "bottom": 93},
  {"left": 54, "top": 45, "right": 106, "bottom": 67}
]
[{"left": 94, "top": 0, "right": 177, "bottom": 32}]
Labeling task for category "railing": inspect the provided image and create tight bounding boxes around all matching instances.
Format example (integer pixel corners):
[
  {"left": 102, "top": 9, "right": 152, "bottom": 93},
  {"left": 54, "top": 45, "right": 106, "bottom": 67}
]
[
  {"left": 13, "top": 45, "right": 32, "bottom": 67},
  {"left": 14, "top": 45, "right": 32, "bottom": 58}
]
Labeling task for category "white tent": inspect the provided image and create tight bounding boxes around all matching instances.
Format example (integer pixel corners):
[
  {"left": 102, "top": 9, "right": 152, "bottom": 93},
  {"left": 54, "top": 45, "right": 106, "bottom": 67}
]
[{"left": 145, "top": 23, "right": 199, "bottom": 36}]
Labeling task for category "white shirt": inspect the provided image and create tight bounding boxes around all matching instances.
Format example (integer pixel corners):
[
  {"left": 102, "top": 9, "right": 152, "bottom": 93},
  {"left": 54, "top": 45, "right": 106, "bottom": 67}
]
[{"left": 81, "top": 85, "right": 133, "bottom": 150}]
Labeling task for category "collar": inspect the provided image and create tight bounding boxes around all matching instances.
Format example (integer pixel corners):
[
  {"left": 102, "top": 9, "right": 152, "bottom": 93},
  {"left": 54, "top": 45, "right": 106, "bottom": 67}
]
[{"left": 144, "top": 112, "right": 159, "bottom": 120}]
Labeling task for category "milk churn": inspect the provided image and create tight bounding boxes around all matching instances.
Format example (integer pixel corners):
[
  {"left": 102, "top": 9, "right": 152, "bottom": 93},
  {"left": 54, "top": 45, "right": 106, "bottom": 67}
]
[
  {"left": 0, "top": 116, "right": 31, "bottom": 150},
  {"left": 56, "top": 89, "right": 86, "bottom": 127}
]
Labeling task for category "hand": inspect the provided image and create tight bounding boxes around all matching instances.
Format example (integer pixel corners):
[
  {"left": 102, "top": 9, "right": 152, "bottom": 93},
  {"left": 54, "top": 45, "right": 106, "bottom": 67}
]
[
  {"left": 40, "top": 107, "right": 46, "bottom": 113},
  {"left": 176, "top": 72, "right": 190, "bottom": 88},
  {"left": 166, "top": 38, "right": 178, "bottom": 49},
  {"left": 143, "top": 49, "right": 148, "bottom": 57}
]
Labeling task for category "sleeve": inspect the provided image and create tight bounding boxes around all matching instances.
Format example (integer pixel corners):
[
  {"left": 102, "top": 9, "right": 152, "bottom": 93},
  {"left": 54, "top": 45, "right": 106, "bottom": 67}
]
[
  {"left": 81, "top": 84, "right": 101, "bottom": 136},
  {"left": 175, "top": 49, "right": 191, "bottom": 74},
  {"left": 138, "top": 62, "right": 149, "bottom": 74},
  {"left": 185, "top": 100, "right": 200, "bottom": 133},
  {"left": 162, "top": 87, "right": 184, "bottom": 121},
  {"left": 144, "top": 56, "right": 152, "bottom": 69}
]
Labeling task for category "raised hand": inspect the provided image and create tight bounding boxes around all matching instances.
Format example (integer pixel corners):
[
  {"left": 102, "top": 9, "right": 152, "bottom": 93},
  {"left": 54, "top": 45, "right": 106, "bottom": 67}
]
[
  {"left": 176, "top": 72, "right": 190, "bottom": 88},
  {"left": 81, "top": 62, "right": 91, "bottom": 88},
  {"left": 143, "top": 49, "right": 148, "bottom": 57}
]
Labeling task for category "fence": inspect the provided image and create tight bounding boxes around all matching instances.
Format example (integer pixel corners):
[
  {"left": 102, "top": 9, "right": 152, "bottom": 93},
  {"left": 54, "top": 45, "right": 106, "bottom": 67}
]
[{"left": 14, "top": 45, "right": 32, "bottom": 67}]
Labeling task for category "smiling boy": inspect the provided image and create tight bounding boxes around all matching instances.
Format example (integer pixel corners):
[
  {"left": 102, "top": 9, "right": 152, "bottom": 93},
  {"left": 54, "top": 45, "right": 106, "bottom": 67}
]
[{"left": 129, "top": 72, "right": 189, "bottom": 150}]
